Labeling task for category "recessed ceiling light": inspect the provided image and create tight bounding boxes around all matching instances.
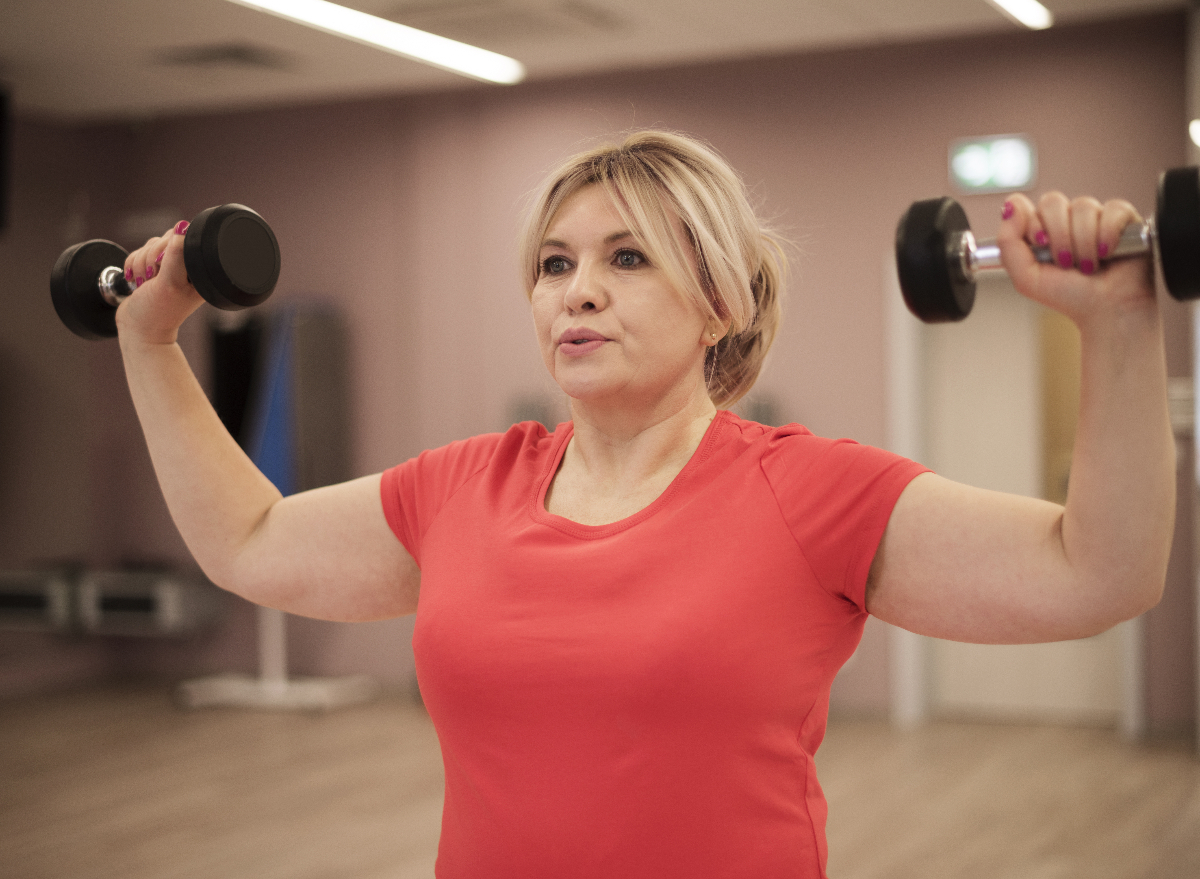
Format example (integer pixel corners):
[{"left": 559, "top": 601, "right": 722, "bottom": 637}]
[
  {"left": 985, "top": 0, "right": 1054, "bottom": 31},
  {"left": 226, "top": 0, "right": 526, "bottom": 85}
]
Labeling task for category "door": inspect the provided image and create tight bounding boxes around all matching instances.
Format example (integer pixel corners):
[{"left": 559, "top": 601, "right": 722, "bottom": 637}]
[{"left": 920, "top": 274, "right": 1123, "bottom": 724}]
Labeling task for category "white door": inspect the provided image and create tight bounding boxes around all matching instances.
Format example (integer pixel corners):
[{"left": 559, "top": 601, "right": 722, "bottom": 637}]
[{"left": 920, "top": 275, "right": 1123, "bottom": 725}]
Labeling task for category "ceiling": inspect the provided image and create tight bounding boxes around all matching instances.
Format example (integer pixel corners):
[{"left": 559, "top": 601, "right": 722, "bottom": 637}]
[{"left": 0, "top": 0, "right": 1185, "bottom": 122}]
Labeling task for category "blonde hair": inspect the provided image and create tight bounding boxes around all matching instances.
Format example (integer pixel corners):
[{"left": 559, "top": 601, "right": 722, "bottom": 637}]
[{"left": 519, "top": 130, "right": 786, "bottom": 408}]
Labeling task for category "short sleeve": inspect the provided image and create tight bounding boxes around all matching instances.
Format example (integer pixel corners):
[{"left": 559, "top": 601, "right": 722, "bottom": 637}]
[
  {"left": 760, "top": 431, "right": 929, "bottom": 612},
  {"left": 380, "top": 433, "right": 504, "bottom": 567}
]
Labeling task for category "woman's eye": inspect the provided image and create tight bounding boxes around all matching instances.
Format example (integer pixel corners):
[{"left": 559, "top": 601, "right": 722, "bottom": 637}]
[
  {"left": 541, "top": 256, "right": 569, "bottom": 275},
  {"left": 615, "top": 250, "right": 644, "bottom": 268}
]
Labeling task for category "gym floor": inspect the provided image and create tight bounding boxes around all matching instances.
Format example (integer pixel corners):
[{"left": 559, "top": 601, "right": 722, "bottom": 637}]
[{"left": 3, "top": 684, "right": 1198, "bottom": 879}]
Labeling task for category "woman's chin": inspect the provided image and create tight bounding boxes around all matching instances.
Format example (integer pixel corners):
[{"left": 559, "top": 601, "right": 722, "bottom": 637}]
[
  {"left": 552, "top": 362, "right": 616, "bottom": 396},
  {"left": 554, "top": 374, "right": 632, "bottom": 407},
  {"left": 559, "top": 383, "right": 621, "bottom": 405}
]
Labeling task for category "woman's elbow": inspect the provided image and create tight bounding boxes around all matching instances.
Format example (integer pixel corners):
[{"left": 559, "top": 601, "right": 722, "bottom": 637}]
[
  {"left": 1073, "top": 571, "right": 1166, "bottom": 638},
  {"left": 1124, "top": 572, "right": 1167, "bottom": 620}
]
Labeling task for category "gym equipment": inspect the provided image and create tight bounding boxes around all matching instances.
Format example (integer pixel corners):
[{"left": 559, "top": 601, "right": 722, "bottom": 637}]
[
  {"left": 77, "top": 569, "right": 222, "bottom": 637},
  {"left": 179, "top": 307, "right": 375, "bottom": 711},
  {"left": 50, "top": 204, "right": 280, "bottom": 339},
  {"left": 895, "top": 166, "right": 1200, "bottom": 323},
  {"left": 209, "top": 308, "right": 353, "bottom": 510},
  {"left": 0, "top": 568, "right": 221, "bottom": 636},
  {"left": 0, "top": 570, "right": 73, "bottom": 632}
]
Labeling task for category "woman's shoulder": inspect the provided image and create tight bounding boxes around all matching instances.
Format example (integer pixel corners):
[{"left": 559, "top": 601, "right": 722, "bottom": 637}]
[
  {"left": 714, "top": 409, "right": 814, "bottom": 450},
  {"left": 715, "top": 410, "right": 918, "bottom": 475},
  {"left": 398, "top": 419, "right": 567, "bottom": 478},
  {"left": 382, "top": 421, "right": 568, "bottom": 537}
]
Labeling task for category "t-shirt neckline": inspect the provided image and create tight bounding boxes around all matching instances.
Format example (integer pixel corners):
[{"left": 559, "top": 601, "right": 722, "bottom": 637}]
[{"left": 530, "top": 410, "right": 732, "bottom": 539}]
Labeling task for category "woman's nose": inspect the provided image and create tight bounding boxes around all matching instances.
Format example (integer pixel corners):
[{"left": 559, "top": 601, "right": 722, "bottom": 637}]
[{"left": 563, "top": 261, "right": 608, "bottom": 314}]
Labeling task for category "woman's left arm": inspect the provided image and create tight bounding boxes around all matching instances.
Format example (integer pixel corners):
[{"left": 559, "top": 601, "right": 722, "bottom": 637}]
[{"left": 867, "top": 192, "right": 1176, "bottom": 644}]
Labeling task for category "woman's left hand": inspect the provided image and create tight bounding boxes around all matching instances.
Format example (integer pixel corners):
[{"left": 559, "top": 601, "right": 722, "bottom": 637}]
[
  {"left": 996, "top": 192, "right": 1157, "bottom": 327},
  {"left": 868, "top": 187, "right": 1174, "bottom": 644}
]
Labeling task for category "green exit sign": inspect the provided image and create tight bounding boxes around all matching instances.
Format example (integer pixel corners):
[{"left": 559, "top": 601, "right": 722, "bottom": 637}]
[{"left": 949, "top": 135, "right": 1036, "bottom": 193}]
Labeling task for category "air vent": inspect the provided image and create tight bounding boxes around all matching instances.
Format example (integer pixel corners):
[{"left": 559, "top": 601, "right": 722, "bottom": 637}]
[
  {"left": 386, "top": 0, "right": 619, "bottom": 46},
  {"left": 157, "top": 43, "right": 292, "bottom": 71}
]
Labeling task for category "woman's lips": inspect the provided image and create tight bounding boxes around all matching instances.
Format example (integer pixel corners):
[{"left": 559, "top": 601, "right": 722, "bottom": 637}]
[
  {"left": 557, "top": 328, "right": 607, "bottom": 356},
  {"left": 559, "top": 338, "right": 606, "bottom": 357}
]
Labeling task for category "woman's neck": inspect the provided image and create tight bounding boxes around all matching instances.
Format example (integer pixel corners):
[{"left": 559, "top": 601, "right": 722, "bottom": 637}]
[{"left": 545, "top": 387, "right": 718, "bottom": 526}]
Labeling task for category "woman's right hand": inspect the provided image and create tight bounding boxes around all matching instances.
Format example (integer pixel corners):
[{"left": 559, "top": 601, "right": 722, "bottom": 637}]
[
  {"left": 115, "top": 220, "right": 205, "bottom": 346},
  {"left": 111, "top": 220, "right": 421, "bottom": 622}
]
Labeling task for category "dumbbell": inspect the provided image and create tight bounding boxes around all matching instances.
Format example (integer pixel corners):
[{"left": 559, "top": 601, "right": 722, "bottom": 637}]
[
  {"left": 895, "top": 166, "right": 1200, "bottom": 323},
  {"left": 50, "top": 204, "right": 281, "bottom": 339}
]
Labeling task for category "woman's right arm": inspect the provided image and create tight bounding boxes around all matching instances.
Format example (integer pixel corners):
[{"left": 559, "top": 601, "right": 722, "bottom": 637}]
[{"left": 115, "top": 223, "right": 419, "bottom": 622}]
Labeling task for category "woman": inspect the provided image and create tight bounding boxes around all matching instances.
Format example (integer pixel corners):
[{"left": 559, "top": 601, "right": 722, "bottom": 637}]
[{"left": 116, "top": 130, "right": 1174, "bottom": 878}]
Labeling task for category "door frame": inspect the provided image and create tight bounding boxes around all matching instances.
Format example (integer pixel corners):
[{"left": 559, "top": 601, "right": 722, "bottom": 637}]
[{"left": 882, "top": 256, "right": 1145, "bottom": 735}]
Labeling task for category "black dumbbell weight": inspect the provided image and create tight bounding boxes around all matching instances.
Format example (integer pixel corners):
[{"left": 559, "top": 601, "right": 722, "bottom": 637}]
[
  {"left": 50, "top": 204, "right": 281, "bottom": 340},
  {"left": 895, "top": 166, "right": 1200, "bottom": 323}
]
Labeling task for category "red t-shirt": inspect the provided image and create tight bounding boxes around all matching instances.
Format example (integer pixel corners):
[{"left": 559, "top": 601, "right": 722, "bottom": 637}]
[{"left": 381, "top": 410, "right": 927, "bottom": 878}]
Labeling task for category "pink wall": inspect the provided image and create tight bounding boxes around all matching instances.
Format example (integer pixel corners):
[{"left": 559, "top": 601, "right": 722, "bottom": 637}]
[
  {"left": 0, "top": 120, "right": 117, "bottom": 696},
  {"left": 1, "top": 12, "right": 1192, "bottom": 729}
]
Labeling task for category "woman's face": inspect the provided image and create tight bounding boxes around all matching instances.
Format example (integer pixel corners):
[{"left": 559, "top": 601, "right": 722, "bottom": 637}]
[{"left": 530, "top": 184, "right": 712, "bottom": 410}]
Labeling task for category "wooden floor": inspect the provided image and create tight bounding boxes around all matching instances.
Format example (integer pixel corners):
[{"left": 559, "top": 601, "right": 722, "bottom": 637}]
[{"left": 3, "top": 683, "right": 1198, "bottom": 879}]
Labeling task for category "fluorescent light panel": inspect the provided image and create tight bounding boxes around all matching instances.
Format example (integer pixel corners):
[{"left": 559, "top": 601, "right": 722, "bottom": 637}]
[
  {"left": 226, "top": 0, "right": 525, "bottom": 84},
  {"left": 986, "top": 0, "right": 1054, "bottom": 30}
]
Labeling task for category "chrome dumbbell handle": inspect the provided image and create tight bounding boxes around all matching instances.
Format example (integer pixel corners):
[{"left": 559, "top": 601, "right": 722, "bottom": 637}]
[
  {"left": 97, "top": 265, "right": 134, "bottom": 307},
  {"left": 954, "top": 219, "right": 1155, "bottom": 280}
]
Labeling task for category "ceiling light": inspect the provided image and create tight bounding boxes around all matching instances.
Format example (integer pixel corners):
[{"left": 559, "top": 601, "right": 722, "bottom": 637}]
[
  {"left": 226, "top": 0, "right": 526, "bottom": 84},
  {"left": 1190, "top": 120, "right": 1200, "bottom": 148},
  {"left": 985, "top": 0, "right": 1054, "bottom": 30}
]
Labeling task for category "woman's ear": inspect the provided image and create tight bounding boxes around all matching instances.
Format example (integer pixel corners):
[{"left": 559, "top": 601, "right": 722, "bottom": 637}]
[{"left": 705, "top": 319, "right": 731, "bottom": 345}]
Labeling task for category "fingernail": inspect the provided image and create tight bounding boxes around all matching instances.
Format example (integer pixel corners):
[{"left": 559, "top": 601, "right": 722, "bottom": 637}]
[
  {"left": 1057, "top": 250, "right": 1073, "bottom": 269},
  {"left": 1097, "top": 242, "right": 1109, "bottom": 259},
  {"left": 155, "top": 252, "right": 164, "bottom": 264},
  {"left": 1002, "top": 201, "right": 1014, "bottom": 220},
  {"left": 125, "top": 267, "right": 134, "bottom": 281},
  {"left": 145, "top": 265, "right": 154, "bottom": 280},
  {"left": 174, "top": 220, "right": 189, "bottom": 235},
  {"left": 1080, "top": 259, "right": 1095, "bottom": 275},
  {"left": 135, "top": 277, "right": 143, "bottom": 288},
  {"left": 1034, "top": 230, "right": 1048, "bottom": 247}
]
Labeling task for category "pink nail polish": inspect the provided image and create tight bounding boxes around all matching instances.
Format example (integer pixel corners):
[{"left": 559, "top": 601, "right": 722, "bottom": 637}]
[
  {"left": 1079, "top": 259, "right": 1095, "bottom": 275},
  {"left": 174, "top": 220, "right": 190, "bottom": 235},
  {"left": 135, "top": 276, "right": 144, "bottom": 287},
  {"left": 1002, "top": 201, "right": 1014, "bottom": 220},
  {"left": 125, "top": 267, "right": 134, "bottom": 281},
  {"left": 155, "top": 252, "right": 164, "bottom": 264},
  {"left": 1097, "top": 242, "right": 1109, "bottom": 259},
  {"left": 1034, "top": 231, "right": 1048, "bottom": 247},
  {"left": 1057, "top": 250, "right": 1073, "bottom": 269}
]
